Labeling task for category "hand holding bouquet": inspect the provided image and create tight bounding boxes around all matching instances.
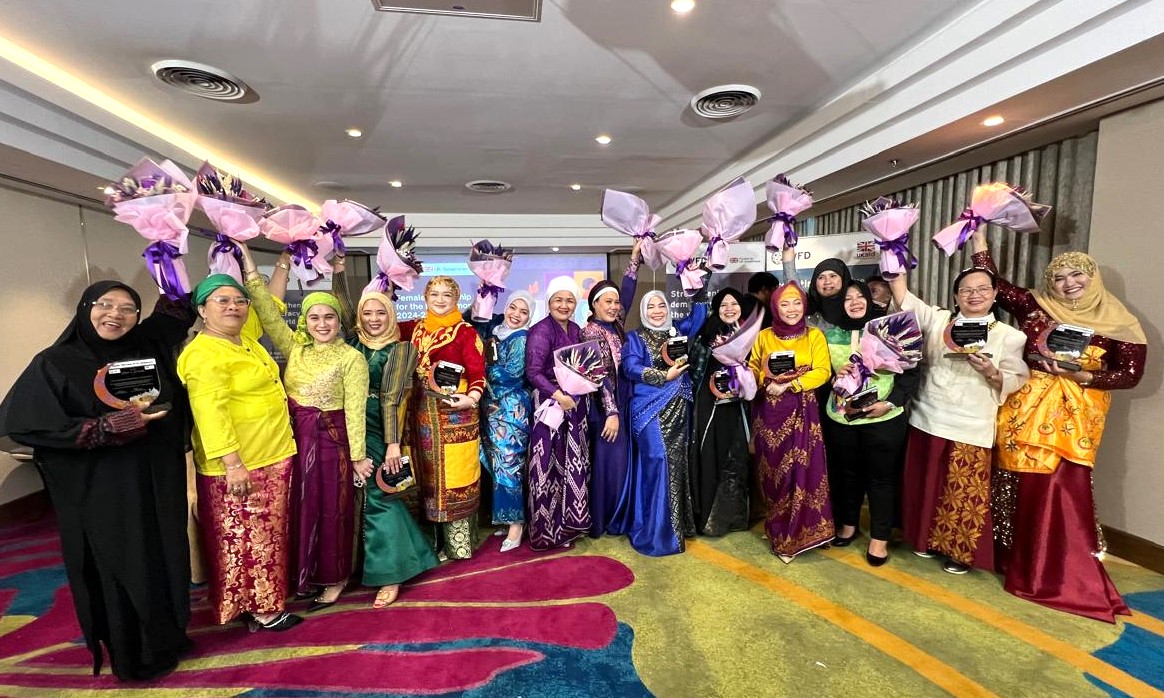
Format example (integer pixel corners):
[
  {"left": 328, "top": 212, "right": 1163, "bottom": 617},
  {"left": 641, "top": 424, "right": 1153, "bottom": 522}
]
[
  {"left": 363, "top": 215, "right": 423, "bottom": 300},
  {"left": 860, "top": 197, "right": 919, "bottom": 279},
  {"left": 195, "top": 161, "right": 270, "bottom": 282},
  {"left": 534, "top": 341, "right": 607, "bottom": 429},
  {"left": 701, "top": 177, "right": 757, "bottom": 270},
  {"left": 763, "top": 174, "right": 813, "bottom": 251},
  {"left": 468, "top": 240, "right": 514, "bottom": 321},
  {"left": 932, "top": 182, "right": 1051, "bottom": 256}
]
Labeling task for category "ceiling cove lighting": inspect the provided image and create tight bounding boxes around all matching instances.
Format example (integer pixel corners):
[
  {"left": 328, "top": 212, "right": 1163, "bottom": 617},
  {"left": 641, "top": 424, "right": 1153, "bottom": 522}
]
[
  {"left": 0, "top": 35, "right": 316, "bottom": 209},
  {"left": 671, "top": 0, "right": 696, "bottom": 14},
  {"left": 595, "top": 134, "right": 612, "bottom": 145},
  {"left": 982, "top": 115, "right": 1006, "bottom": 127}
]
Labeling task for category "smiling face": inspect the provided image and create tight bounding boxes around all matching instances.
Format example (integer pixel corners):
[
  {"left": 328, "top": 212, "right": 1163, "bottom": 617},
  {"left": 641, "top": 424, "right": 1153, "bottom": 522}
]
[
  {"left": 548, "top": 291, "right": 576, "bottom": 324},
  {"left": 425, "top": 282, "right": 458, "bottom": 315},
  {"left": 89, "top": 288, "right": 139, "bottom": 340},
  {"left": 843, "top": 286, "right": 868, "bottom": 319},
  {"left": 955, "top": 270, "right": 997, "bottom": 318},
  {"left": 1051, "top": 267, "right": 1092, "bottom": 301},
  {"left": 592, "top": 291, "right": 621, "bottom": 323},
  {"left": 718, "top": 294, "right": 741, "bottom": 325},
  {"left": 504, "top": 298, "right": 531, "bottom": 329},
  {"left": 360, "top": 299, "right": 390, "bottom": 337},
  {"left": 305, "top": 303, "right": 341, "bottom": 343},
  {"left": 198, "top": 286, "right": 250, "bottom": 338},
  {"left": 815, "top": 270, "right": 843, "bottom": 298},
  {"left": 643, "top": 294, "right": 670, "bottom": 329},
  {"left": 867, "top": 279, "right": 891, "bottom": 306},
  {"left": 777, "top": 294, "right": 804, "bottom": 326}
]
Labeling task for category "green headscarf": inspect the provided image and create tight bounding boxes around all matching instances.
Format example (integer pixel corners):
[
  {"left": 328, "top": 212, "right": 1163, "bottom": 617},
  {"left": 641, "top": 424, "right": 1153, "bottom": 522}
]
[
  {"left": 192, "top": 274, "right": 248, "bottom": 307},
  {"left": 295, "top": 292, "right": 345, "bottom": 345}
]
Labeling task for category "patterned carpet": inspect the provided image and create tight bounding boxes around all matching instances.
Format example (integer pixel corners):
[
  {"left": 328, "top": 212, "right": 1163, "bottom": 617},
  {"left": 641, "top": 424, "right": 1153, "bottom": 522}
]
[{"left": 2, "top": 515, "right": 1164, "bottom": 697}]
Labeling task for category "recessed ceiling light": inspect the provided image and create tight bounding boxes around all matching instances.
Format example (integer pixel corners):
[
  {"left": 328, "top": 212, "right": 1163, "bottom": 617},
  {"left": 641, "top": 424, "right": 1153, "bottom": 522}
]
[
  {"left": 551, "top": 246, "right": 560, "bottom": 252},
  {"left": 671, "top": 0, "right": 695, "bottom": 13},
  {"left": 389, "top": 180, "right": 403, "bottom": 188},
  {"left": 982, "top": 115, "right": 1005, "bottom": 127},
  {"left": 595, "top": 134, "right": 612, "bottom": 145},
  {"left": 345, "top": 128, "right": 363, "bottom": 138},
  {"left": 570, "top": 183, "right": 582, "bottom": 191}
]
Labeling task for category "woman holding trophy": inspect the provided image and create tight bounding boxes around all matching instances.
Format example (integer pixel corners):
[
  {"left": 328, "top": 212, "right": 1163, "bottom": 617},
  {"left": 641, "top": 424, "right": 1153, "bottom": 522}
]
[
  {"left": 400, "top": 276, "right": 486, "bottom": 560},
  {"left": 972, "top": 232, "right": 1146, "bottom": 622}
]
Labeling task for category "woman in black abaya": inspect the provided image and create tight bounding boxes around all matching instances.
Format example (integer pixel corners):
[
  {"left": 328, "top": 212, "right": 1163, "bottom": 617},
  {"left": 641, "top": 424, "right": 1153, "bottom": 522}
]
[{"left": 0, "top": 281, "right": 195, "bottom": 681}]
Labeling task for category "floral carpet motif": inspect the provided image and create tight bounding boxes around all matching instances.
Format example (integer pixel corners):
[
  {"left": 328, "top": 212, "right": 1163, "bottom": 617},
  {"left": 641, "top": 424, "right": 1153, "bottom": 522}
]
[{"left": 0, "top": 517, "right": 649, "bottom": 696}]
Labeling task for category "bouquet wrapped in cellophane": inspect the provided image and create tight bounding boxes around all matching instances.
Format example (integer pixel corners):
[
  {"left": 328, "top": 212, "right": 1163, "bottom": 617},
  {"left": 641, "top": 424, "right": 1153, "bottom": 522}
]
[
  {"left": 701, "top": 176, "right": 757, "bottom": 270},
  {"left": 932, "top": 182, "right": 1051, "bottom": 256},
  {"left": 363, "top": 215, "right": 423, "bottom": 300},
  {"left": 710, "top": 307, "right": 764, "bottom": 400},
  {"left": 534, "top": 341, "right": 608, "bottom": 430},
  {"left": 105, "top": 158, "right": 199, "bottom": 300},
  {"left": 601, "top": 189, "right": 662, "bottom": 266},
  {"left": 833, "top": 311, "right": 924, "bottom": 399},
  {"left": 468, "top": 240, "right": 514, "bottom": 321},
  {"left": 195, "top": 161, "right": 271, "bottom": 282},
  {"left": 762, "top": 174, "right": 813, "bottom": 251},
  {"left": 654, "top": 229, "right": 709, "bottom": 295},
  {"left": 861, "top": 196, "right": 919, "bottom": 279},
  {"left": 259, "top": 204, "right": 332, "bottom": 286},
  {"left": 318, "top": 199, "right": 385, "bottom": 259}
]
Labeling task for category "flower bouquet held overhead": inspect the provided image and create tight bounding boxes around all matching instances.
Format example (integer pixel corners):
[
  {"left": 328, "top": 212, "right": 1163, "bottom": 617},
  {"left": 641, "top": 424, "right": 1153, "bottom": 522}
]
[
  {"left": 258, "top": 204, "right": 330, "bottom": 286},
  {"left": 861, "top": 196, "right": 919, "bottom": 279},
  {"left": 194, "top": 161, "right": 271, "bottom": 282},
  {"left": 534, "top": 341, "right": 607, "bottom": 430},
  {"left": 932, "top": 182, "right": 1051, "bottom": 256},
  {"left": 601, "top": 189, "right": 661, "bottom": 264},
  {"left": 763, "top": 174, "right": 814, "bottom": 251},
  {"left": 319, "top": 198, "right": 386, "bottom": 260},
  {"left": 363, "top": 215, "right": 423, "bottom": 300},
  {"left": 468, "top": 240, "right": 514, "bottom": 321},
  {"left": 105, "top": 158, "right": 199, "bottom": 300},
  {"left": 701, "top": 177, "right": 757, "bottom": 270}
]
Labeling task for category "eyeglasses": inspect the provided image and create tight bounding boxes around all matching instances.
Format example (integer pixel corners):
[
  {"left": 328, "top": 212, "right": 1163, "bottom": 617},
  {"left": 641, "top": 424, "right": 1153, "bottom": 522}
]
[
  {"left": 206, "top": 296, "right": 251, "bottom": 308},
  {"left": 956, "top": 286, "right": 995, "bottom": 298},
  {"left": 90, "top": 300, "right": 139, "bottom": 315}
]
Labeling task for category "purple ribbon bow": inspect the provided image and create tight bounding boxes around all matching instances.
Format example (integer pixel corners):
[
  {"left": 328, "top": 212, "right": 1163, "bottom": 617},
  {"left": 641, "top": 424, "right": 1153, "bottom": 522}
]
[
  {"left": 727, "top": 365, "right": 743, "bottom": 394},
  {"left": 874, "top": 233, "right": 918, "bottom": 271},
  {"left": 142, "top": 241, "right": 186, "bottom": 301},
  {"left": 320, "top": 219, "right": 345, "bottom": 256},
  {"left": 477, "top": 282, "right": 505, "bottom": 299},
  {"left": 212, "top": 233, "right": 244, "bottom": 267},
  {"left": 286, "top": 239, "right": 319, "bottom": 270},
  {"left": 773, "top": 211, "right": 798, "bottom": 247},
  {"left": 955, "top": 209, "right": 988, "bottom": 249},
  {"left": 635, "top": 229, "right": 657, "bottom": 240}
]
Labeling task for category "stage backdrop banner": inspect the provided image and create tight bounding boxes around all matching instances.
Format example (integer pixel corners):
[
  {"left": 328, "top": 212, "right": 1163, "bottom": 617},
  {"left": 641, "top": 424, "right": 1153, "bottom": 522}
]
[
  {"left": 665, "top": 242, "right": 767, "bottom": 319},
  {"left": 770, "top": 232, "right": 880, "bottom": 286}
]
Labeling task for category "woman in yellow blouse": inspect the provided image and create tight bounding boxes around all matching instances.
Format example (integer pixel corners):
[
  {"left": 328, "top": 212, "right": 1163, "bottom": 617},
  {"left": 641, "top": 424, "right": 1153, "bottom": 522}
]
[
  {"left": 178, "top": 274, "right": 301, "bottom": 632},
  {"left": 239, "top": 243, "right": 371, "bottom": 611},
  {"left": 747, "top": 281, "right": 835, "bottom": 562}
]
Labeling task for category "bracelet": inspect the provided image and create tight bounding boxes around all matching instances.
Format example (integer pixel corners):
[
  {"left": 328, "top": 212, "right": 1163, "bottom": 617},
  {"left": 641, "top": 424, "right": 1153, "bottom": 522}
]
[
  {"left": 225, "top": 461, "right": 244, "bottom": 470},
  {"left": 275, "top": 261, "right": 291, "bottom": 270},
  {"left": 244, "top": 268, "right": 261, "bottom": 277}
]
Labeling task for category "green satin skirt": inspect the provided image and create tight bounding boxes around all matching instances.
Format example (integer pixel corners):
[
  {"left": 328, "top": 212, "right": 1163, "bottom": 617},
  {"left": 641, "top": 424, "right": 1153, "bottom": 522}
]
[{"left": 361, "top": 490, "right": 440, "bottom": 586}]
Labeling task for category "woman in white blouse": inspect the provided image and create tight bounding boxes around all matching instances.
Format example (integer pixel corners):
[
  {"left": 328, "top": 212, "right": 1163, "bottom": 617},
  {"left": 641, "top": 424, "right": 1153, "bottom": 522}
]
[{"left": 888, "top": 267, "right": 1027, "bottom": 575}]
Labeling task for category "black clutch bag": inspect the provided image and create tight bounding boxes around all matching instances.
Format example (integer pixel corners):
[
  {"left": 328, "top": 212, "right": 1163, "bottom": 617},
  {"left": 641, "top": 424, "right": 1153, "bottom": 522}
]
[{"left": 374, "top": 456, "right": 416, "bottom": 499}]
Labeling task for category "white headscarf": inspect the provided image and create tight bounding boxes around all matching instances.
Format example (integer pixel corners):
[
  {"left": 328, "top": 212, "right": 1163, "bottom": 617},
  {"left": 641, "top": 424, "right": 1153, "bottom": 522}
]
[
  {"left": 545, "top": 275, "right": 580, "bottom": 303},
  {"left": 638, "top": 290, "right": 673, "bottom": 332},
  {"left": 493, "top": 290, "right": 534, "bottom": 340}
]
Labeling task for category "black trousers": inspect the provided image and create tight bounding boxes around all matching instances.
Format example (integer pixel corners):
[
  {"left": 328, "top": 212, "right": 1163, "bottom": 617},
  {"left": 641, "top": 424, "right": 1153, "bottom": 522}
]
[{"left": 823, "top": 413, "right": 908, "bottom": 541}]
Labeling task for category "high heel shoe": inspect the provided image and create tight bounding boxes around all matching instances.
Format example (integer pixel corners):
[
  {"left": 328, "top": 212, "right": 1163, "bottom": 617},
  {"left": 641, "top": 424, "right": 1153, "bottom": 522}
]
[
  {"left": 307, "top": 582, "right": 347, "bottom": 612},
  {"left": 831, "top": 530, "right": 859, "bottom": 547},
  {"left": 500, "top": 538, "right": 521, "bottom": 553},
  {"left": 866, "top": 551, "right": 889, "bottom": 567}
]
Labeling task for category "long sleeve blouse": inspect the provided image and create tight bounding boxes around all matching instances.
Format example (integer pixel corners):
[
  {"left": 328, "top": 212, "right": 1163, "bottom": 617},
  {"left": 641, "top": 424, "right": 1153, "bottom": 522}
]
[
  {"left": 747, "top": 327, "right": 831, "bottom": 394},
  {"left": 399, "top": 318, "right": 487, "bottom": 397},
  {"left": 525, "top": 316, "right": 581, "bottom": 398},
  {"left": 972, "top": 250, "right": 1145, "bottom": 391},
  {"left": 245, "top": 277, "right": 370, "bottom": 461},
  {"left": 580, "top": 268, "right": 639, "bottom": 416}
]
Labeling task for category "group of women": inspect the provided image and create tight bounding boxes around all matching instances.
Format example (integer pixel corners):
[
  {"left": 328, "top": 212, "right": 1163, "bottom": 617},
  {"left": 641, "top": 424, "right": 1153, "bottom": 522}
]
[{"left": 0, "top": 228, "right": 1145, "bottom": 681}]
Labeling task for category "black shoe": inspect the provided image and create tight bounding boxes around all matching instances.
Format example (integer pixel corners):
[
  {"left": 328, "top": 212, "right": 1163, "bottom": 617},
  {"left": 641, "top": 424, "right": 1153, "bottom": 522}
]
[
  {"left": 866, "top": 551, "right": 889, "bottom": 567},
  {"left": 942, "top": 560, "right": 971, "bottom": 575},
  {"left": 293, "top": 586, "right": 322, "bottom": 601},
  {"left": 832, "top": 530, "right": 859, "bottom": 547},
  {"left": 248, "top": 612, "right": 303, "bottom": 632}
]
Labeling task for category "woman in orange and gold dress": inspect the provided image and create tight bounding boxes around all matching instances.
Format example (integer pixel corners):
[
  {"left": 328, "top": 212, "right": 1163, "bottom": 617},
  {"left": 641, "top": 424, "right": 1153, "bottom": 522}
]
[{"left": 972, "top": 231, "right": 1146, "bottom": 622}]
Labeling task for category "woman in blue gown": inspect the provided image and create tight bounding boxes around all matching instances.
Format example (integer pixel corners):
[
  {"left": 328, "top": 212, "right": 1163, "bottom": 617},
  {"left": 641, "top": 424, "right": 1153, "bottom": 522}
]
[{"left": 617, "top": 289, "right": 708, "bottom": 556}]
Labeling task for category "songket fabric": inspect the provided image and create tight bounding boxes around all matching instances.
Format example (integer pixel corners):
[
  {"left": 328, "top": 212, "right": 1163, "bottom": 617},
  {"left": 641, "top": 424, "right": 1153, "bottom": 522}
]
[
  {"left": 977, "top": 249, "right": 1144, "bottom": 622},
  {"left": 525, "top": 315, "right": 591, "bottom": 550},
  {"left": 481, "top": 329, "right": 532, "bottom": 523},
  {"left": 197, "top": 458, "right": 293, "bottom": 624},
  {"left": 747, "top": 327, "right": 835, "bottom": 558}
]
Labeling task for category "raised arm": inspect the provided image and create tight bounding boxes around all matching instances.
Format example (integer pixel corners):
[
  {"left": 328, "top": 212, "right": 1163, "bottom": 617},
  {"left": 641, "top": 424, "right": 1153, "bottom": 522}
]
[
  {"left": 267, "top": 249, "right": 293, "bottom": 302},
  {"left": 620, "top": 239, "right": 643, "bottom": 312},
  {"left": 239, "top": 243, "right": 296, "bottom": 355},
  {"left": 970, "top": 230, "right": 1036, "bottom": 321},
  {"left": 782, "top": 245, "right": 797, "bottom": 284},
  {"left": 330, "top": 256, "right": 357, "bottom": 332}
]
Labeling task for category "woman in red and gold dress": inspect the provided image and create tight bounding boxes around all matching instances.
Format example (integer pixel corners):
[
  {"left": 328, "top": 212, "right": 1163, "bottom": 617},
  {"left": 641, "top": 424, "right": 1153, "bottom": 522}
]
[
  {"left": 972, "top": 230, "right": 1147, "bottom": 622},
  {"left": 400, "top": 276, "right": 487, "bottom": 560}
]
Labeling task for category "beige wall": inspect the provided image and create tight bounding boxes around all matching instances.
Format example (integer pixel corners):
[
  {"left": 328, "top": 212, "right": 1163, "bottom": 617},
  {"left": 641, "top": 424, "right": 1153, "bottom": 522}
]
[
  {"left": 1089, "top": 100, "right": 1164, "bottom": 545},
  {"left": 0, "top": 186, "right": 211, "bottom": 504}
]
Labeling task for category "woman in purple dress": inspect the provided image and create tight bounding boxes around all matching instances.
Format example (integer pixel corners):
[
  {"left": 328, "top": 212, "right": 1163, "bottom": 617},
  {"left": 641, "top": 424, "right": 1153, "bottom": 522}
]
[
  {"left": 525, "top": 276, "right": 591, "bottom": 550},
  {"left": 579, "top": 241, "right": 641, "bottom": 536}
]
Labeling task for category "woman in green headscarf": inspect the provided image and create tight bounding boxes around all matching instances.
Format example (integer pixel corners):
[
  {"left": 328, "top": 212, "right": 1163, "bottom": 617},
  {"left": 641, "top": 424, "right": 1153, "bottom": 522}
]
[{"left": 239, "top": 243, "right": 371, "bottom": 611}]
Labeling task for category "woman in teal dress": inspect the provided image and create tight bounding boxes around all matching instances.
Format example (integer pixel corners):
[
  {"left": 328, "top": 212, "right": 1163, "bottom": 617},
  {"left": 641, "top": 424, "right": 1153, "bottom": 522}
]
[{"left": 351, "top": 291, "right": 440, "bottom": 608}]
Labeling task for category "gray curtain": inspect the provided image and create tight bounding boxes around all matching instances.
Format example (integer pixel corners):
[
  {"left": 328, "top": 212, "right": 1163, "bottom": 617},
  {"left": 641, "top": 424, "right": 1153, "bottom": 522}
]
[{"left": 759, "top": 131, "right": 1098, "bottom": 306}]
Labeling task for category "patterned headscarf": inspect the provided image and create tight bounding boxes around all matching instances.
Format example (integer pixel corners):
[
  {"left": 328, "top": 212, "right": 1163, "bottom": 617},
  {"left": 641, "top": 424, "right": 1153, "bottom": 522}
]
[
  {"left": 770, "top": 280, "right": 808, "bottom": 339},
  {"left": 422, "top": 276, "right": 463, "bottom": 332},
  {"left": 355, "top": 291, "right": 400, "bottom": 349},
  {"left": 1032, "top": 251, "right": 1146, "bottom": 344},
  {"left": 295, "top": 292, "right": 345, "bottom": 345}
]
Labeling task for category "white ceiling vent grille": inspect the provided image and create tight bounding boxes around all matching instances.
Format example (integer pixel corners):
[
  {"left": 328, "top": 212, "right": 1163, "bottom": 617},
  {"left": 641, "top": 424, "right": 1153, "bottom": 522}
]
[
  {"left": 370, "top": 0, "right": 541, "bottom": 22},
  {"left": 691, "top": 84, "right": 761, "bottom": 119},
  {"left": 151, "top": 60, "right": 255, "bottom": 103},
  {"left": 465, "top": 179, "right": 514, "bottom": 193}
]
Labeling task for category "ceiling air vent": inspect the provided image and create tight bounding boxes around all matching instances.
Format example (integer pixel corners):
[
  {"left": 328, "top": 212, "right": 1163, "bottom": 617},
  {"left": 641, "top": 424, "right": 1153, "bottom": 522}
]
[
  {"left": 690, "top": 84, "right": 761, "bottom": 119},
  {"left": 465, "top": 179, "right": 513, "bottom": 194},
  {"left": 151, "top": 60, "right": 256, "bottom": 103},
  {"left": 370, "top": 0, "right": 541, "bottom": 22}
]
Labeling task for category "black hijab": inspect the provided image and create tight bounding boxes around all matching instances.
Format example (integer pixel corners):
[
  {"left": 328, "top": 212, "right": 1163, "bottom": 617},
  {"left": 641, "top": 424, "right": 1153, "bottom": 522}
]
[
  {"left": 835, "top": 280, "right": 874, "bottom": 331},
  {"left": 807, "top": 258, "right": 853, "bottom": 327},
  {"left": 698, "top": 288, "right": 747, "bottom": 345}
]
